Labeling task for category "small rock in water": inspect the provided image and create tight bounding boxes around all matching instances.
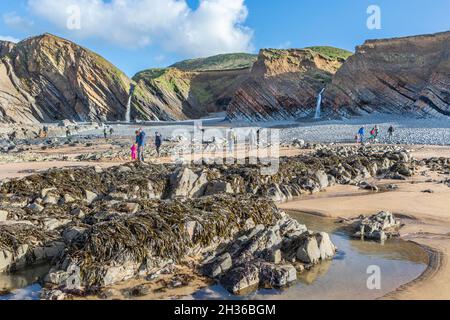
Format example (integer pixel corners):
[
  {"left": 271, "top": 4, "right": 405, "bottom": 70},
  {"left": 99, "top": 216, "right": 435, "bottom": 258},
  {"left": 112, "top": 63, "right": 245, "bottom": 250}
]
[{"left": 348, "top": 211, "right": 401, "bottom": 242}]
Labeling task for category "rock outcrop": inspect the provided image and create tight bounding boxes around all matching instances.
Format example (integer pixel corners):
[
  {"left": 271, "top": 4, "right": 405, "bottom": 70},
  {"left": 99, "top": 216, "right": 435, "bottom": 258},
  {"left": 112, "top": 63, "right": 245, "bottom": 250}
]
[
  {"left": 0, "top": 34, "right": 212, "bottom": 124},
  {"left": 133, "top": 66, "right": 251, "bottom": 117},
  {"left": 323, "top": 31, "right": 450, "bottom": 117},
  {"left": 341, "top": 211, "right": 401, "bottom": 242},
  {"left": 226, "top": 48, "right": 348, "bottom": 121}
]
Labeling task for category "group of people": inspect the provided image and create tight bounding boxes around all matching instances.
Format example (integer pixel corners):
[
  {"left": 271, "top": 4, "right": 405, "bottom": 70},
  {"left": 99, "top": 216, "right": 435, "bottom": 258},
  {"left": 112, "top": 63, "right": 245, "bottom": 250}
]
[
  {"left": 357, "top": 125, "right": 395, "bottom": 144},
  {"left": 131, "top": 129, "right": 162, "bottom": 162},
  {"left": 103, "top": 127, "right": 114, "bottom": 139}
]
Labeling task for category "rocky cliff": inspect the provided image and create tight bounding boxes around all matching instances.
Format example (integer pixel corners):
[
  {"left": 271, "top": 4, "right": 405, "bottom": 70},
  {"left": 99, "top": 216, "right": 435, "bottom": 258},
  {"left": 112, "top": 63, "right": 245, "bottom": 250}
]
[
  {"left": 226, "top": 48, "right": 348, "bottom": 121},
  {"left": 0, "top": 34, "right": 204, "bottom": 124},
  {"left": 323, "top": 31, "right": 450, "bottom": 117},
  {"left": 133, "top": 66, "right": 251, "bottom": 116}
]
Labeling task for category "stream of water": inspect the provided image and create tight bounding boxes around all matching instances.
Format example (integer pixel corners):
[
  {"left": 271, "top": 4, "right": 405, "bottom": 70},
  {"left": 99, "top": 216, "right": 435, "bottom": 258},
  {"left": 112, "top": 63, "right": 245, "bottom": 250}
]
[{"left": 314, "top": 88, "right": 326, "bottom": 120}]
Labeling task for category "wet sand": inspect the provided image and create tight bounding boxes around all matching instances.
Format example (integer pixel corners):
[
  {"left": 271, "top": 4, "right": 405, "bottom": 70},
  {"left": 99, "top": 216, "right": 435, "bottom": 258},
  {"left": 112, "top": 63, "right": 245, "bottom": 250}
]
[{"left": 0, "top": 161, "right": 123, "bottom": 180}]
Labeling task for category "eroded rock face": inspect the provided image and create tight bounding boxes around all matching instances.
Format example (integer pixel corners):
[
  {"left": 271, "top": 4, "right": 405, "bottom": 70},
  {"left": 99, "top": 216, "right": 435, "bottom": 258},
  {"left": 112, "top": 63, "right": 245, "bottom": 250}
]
[
  {"left": 227, "top": 49, "right": 345, "bottom": 121},
  {"left": 324, "top": 31, "right": 450, "bottom": 117},
  {"left": 0, "top": 34, "right": 208, "bottom": 124},
  {"left": 133, "top": 67, "right": 251, "bottom": 119}
]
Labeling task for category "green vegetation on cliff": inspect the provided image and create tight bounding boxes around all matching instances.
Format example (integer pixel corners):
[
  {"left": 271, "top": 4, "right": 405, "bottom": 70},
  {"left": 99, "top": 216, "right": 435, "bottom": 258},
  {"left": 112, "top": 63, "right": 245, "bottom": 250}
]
[
  {"left": 170, "top": 53, "right": 257, "bottom": 71},
  {"left": 306, "top": 46, "right": 353, "bottom": 61}
]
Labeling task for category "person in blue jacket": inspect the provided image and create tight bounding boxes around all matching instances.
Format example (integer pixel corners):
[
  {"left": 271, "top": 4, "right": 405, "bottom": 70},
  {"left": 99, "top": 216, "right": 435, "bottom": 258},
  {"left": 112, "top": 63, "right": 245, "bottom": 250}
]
[
  {"left": 358, "top": 127, "right": 365, "bottom": 144},
  {"left": 135, "top": 129, "right": 147, "bottom": 162}
]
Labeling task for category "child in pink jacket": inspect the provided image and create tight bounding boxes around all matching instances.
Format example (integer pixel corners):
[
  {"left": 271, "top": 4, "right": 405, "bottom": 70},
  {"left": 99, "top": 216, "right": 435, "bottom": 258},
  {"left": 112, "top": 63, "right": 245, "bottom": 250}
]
[{"left": 131, "top": 143, "right": 138, "bottom": 161}]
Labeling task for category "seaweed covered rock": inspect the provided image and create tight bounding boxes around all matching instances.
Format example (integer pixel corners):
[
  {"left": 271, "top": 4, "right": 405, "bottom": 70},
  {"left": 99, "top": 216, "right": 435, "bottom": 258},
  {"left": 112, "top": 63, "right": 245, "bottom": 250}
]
[
  {"left": 47, "top": 196, "right": 282, "bottom": 288},
  {"left": 0, "top": 222, "right": 61, "bottom": 272}
]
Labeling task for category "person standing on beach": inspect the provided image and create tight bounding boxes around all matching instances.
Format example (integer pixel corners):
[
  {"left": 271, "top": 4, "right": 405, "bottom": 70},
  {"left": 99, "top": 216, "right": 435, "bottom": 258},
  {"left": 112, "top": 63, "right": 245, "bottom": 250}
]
[
  {"left": 155, "top": 132, "right": 162, "bottom": 158},
  {"left": 388, "top": 125, "right": 395, "bottom": 142},
  {"left": 358, "top": 127, "right": 365, "bottom": 144},
  {"left": 228, "top": 128, "right": 236, "bottom": 153},
  {"left": 136, "top": 129, "right": 147, "bottom": 162},
  {"left": 103, "top": 128, "right": 108, "bottom": 140}
]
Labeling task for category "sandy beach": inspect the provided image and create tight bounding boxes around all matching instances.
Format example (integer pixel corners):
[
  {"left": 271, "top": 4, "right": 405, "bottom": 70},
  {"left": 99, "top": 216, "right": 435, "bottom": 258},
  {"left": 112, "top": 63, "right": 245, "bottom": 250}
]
[
  {"left": 280, "top": 146, "right": 450, "bottom": 300},
  {"left": 0, "top": 128, "right": 448, "bottom": 300}
]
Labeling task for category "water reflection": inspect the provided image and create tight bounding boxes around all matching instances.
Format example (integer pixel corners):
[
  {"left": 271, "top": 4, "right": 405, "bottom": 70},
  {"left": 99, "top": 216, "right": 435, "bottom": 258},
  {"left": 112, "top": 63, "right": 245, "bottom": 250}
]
[{"left": 0, "top": 264, "right": 50, "bottom": 300}]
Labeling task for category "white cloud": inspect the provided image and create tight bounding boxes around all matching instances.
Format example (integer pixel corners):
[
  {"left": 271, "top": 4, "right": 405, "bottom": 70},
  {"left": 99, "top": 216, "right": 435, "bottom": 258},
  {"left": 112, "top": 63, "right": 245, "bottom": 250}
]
[
  {"left": 0, "top": 35, "right": 20, "bottom": 43},
  {"left": 27, "top": 0, "right": 254, "bottom": 57},
  {"left": 3, "top": 12, "right": 34, "bottom": 31}
]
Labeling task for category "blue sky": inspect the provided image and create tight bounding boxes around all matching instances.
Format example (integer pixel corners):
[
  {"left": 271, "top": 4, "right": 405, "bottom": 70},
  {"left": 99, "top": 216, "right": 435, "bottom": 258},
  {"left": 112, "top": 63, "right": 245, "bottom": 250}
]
[{"left": 1, "top": 0, "right": 450, "bottom": 76}]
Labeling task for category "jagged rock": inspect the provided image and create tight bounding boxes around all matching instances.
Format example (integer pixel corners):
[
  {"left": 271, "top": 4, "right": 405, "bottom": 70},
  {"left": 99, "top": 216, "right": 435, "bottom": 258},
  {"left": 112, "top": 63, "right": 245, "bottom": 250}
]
[
  {"left": 203, "top": 253, "right": 233, "bottom": 278},
  {"left": 314, "top": 170, "right": 330, "bottom": 189},
  {"left": 220, "top": 264, "right": 260, "bottom": 295},
  {"left": 84, "top": 190, "right": 98, "bottom": 204},
  {"left": 349, "top": 211, "right": 401, "bottom": 241},
  {"left": 295, "top": 235, "right": 321, "bottom": 264},
  {"left": 117, "top": 166, "right": 132, "bottom": 174},
  {"left": 32, "top": 242, "right": 65, "bottom": 262},
  {"left": 169, "top": 167, "right": 209, "bottom": 198},
  {"left": 62, "top": 194, "right": 76, "bottom": 204},
  {"left": 292, "top": 139, "right": 305, "bottom": 148},
  {"left": 43, "top": 195, "right": 58, "bottom": 206},
  {"left": 0, "top": 249, "right": 14, "bottom": 272},
  {"left": 41, "top": 188, "right": 56, "bottom": 198},
  {"left": 266, "top": 249, "right": 282, "bottom": 264},
  {"left": 259, "top": 263, "right": 297, "bottom": 288},
  {"left": 70, "top": 208, "right": 85, "bottom": 218},
  {"left": 62, "top": 227, "right": 86, "bottom": 243},
  {"left": 184, "top": 220, "right": 198, "bottom": 241},
  {"left": 204, "top": 181, "right": 234, "bottom": 196},
  {"left": 359, "top": 181, "right": 379, "bottom": 191},
  {"left": 316, "top": 232, "right": 336, "bottom": 260},
  {"left": 282, "top": 232, "right": 336, "bottom": 265},
  {"left": 42, "top": 218, "right": 70, "bottom": 231}
]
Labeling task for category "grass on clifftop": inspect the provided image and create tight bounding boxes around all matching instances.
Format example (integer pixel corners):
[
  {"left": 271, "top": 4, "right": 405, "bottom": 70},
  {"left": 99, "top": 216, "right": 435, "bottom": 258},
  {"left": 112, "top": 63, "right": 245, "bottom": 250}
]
[
  {"left": 306, "top": 46, "right": 353, "bottom": 60},
  {"left": 170, "top": 53, "right": 258, "bottom": 71}
]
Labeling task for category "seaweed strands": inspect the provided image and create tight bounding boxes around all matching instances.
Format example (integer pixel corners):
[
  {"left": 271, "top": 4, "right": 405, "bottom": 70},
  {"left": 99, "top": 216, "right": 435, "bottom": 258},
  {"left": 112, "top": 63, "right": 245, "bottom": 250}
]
[
  {"left": 59, "top": 196, "right": 280, "bottom": 287},
  {"left": 0, "top": 223, "right": 57, "bottom": 254}
]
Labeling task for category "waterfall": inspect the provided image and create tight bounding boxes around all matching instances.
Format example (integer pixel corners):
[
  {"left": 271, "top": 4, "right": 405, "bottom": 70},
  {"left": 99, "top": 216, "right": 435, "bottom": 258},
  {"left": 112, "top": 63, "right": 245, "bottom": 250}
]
[
  {"left": 125, "top": 84, "right": 136, "bottom": 123},
  {"left": 314, "top": 88, "right": 326, "bottom": 120}
]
